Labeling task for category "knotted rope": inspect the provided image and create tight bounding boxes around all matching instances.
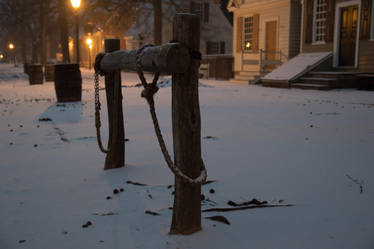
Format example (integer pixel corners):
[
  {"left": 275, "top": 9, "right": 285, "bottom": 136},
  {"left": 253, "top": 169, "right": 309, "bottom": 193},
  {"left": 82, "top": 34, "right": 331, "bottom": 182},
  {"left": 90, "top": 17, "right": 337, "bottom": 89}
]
[{"left": 136, "top": 44, "right": 207, "bottom": 185}]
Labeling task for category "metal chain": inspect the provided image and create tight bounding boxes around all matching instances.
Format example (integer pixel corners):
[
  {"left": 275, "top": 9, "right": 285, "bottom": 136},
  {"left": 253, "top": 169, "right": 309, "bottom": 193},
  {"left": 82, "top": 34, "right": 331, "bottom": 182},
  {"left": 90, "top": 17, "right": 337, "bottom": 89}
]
[
  {"left": 94, "top": 72, "right": 111, "bottom": 153},
  {"left": 136, "top": 45, "right": 207, "bottom": 185}
]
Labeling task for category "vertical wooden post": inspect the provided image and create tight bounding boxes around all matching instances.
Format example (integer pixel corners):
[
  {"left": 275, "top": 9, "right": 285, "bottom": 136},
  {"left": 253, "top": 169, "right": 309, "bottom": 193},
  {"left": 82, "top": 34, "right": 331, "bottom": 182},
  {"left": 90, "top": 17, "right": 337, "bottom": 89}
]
[
  {"left": 170, "top": 14, "right": 202, "bottom": 235},
  {"left": 104, "top": 39, "right": 125, "bottom": 170}
]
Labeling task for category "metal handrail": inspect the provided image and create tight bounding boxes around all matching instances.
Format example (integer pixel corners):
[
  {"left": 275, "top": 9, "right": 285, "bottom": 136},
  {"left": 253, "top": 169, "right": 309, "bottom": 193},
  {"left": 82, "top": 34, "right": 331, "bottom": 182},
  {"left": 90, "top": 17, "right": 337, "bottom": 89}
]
[
  {"left": 240, "top": 49, "right": 288, "bottom": 73},
  {"left": 259, "top": 49, "right": 288, "bottom": 74}
]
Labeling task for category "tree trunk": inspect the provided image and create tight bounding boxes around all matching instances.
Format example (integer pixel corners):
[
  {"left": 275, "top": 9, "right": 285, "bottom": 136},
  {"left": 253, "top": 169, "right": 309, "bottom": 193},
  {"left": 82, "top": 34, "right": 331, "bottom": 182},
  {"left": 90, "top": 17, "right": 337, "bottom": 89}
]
[
  {"left": 104, "top": 39, "right": 125, "bottom": 170},
  {"left": 58, "top": 0, "right": 70, "bottom": 63},
  {"left": 31, "top": 30, "right": 39, "bottom": 64},
  {"left": 170, "top": 14, "right": 202, "bottom": 235},
  {"left": 75, "top": 13, "right": 80, "bottom": 64},
  {"left": 20, "top": 26, "right": 27, "bottom": 63},
  {"left": 153, "top": 0, "right": 162, "bottom": 45},
  {"left": 39, "top": 0, "right": 47, "bottom": 65}
]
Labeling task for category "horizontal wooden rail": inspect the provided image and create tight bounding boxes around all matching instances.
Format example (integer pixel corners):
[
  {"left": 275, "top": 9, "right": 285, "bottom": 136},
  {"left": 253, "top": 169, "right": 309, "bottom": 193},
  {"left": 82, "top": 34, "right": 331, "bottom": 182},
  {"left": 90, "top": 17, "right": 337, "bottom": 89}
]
[{"left": 98, "top": 43, "right": 191, "bottom": 74}]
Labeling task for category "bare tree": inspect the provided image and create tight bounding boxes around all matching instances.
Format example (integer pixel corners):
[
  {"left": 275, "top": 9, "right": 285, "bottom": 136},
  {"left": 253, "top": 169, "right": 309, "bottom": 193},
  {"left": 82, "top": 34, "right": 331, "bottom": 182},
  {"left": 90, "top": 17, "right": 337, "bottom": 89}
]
[
  {"left": 58, "top": 0, "right": 70, "bottom": 63},
  {"left": 82, "top": 0, "right": 137, "bottom": 39}
]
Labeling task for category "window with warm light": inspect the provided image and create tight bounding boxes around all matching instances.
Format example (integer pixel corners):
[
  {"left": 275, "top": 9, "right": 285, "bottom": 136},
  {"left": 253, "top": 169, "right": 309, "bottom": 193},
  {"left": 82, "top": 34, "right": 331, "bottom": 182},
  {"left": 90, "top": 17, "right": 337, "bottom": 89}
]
[{"left": 243, "top": 16, "right": 253, "bottom": 51}]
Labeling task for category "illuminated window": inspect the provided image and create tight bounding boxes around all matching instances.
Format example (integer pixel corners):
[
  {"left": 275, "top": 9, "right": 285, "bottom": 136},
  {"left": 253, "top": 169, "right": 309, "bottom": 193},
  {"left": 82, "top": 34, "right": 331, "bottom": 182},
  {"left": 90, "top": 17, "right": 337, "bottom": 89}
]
[
  {"left": 313, "top": 0, "right": 328, "bottom": 43},
  {"left": 244, "top": 16, "right": 253, "bottom": 50}
]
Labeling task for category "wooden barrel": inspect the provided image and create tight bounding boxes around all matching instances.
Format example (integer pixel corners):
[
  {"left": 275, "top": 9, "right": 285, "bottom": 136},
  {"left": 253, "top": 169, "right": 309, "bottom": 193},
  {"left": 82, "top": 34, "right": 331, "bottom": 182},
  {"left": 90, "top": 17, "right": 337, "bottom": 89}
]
[
  {"left": 44, "top": 64, "right": 55, "bottom": 82},
  {"left": 28, "top": 64, "right": 43, "bottom": 85},
  {"left": 54, "top": 64, "right": 82, "bottom": 102}
]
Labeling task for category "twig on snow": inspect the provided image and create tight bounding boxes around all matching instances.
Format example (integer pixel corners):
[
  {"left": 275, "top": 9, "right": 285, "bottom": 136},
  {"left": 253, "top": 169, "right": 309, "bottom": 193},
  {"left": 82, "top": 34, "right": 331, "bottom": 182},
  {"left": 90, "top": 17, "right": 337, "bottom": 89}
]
[{"left": 202, "top": 204, "right": 294, "bottom": 213}]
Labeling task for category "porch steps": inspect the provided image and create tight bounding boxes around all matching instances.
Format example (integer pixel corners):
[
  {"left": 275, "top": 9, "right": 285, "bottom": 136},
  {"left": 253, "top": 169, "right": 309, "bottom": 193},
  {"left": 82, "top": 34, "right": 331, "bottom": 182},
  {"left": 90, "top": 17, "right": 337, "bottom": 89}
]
[
  {"left": 292, "top": 83, "right": 331, "bottom": 90},
  {"left": 260, "top": 52, "right": 333, "bottom": 88},
  {"left": 291, "top": 71, "right": 358, "bottom": 89}
]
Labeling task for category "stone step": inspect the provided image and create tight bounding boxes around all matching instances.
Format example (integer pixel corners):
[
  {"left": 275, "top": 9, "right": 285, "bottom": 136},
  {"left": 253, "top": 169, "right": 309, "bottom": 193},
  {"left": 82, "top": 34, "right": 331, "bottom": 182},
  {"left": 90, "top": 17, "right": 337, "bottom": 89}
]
[
  {"left": 235, "top": 74, "right": 255, "bottom": 80},
  {"left": 229, "top": 78, "right": 250, "bottom": 84},
  {"left": 306, "top": 71, "right": 358, "bottom": 79},
  {"left": 261, "top": 79, "right": 290, "bottom": 88},
  {"left": 300, "top": 76, "right": 357, "bottom": 88},
  {"left": 292, "top": 83, "right": 331, "bottom": 90},
  {"left": 238, "top": 71, "right": 259, "bottom": 77},
  {"left": 299, "top": 77, "right": 337, "bottom": 86}
]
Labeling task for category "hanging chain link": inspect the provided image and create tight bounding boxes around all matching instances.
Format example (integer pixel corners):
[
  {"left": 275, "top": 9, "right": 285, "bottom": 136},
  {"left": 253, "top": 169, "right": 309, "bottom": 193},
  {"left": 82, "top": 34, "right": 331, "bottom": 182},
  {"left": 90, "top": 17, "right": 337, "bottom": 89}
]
[
  {"left": 94, "top": 71, "right": 111, "bottom": 153},
  {"left": 136, "top": 45, "right": 207, "bottom": 185}
]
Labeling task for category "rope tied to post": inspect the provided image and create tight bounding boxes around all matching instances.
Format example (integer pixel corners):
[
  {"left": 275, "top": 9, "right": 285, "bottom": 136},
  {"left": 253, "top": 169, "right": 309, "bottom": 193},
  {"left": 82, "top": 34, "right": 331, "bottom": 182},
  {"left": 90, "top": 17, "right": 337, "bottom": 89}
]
[{"left": 135, "top": 44, "right": 207, "bottom": 185}]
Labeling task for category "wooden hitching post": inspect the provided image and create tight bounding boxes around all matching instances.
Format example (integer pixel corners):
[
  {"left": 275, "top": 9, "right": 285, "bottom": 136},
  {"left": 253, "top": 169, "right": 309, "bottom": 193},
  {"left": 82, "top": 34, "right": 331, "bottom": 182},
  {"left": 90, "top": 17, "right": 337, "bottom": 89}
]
[
  {"left": 170, "top": 14, "right": 202, "bottom": 234},
  {"left": 104, "top": 39, "right": 125, "bottom": 170}
]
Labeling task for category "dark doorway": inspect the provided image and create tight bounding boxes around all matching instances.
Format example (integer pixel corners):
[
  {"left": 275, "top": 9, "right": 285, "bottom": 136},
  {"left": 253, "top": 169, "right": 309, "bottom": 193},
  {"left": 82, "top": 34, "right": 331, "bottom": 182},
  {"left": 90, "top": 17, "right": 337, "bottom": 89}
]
[{"left": 339, "top": 5, "right": 358, "bottom": 67}]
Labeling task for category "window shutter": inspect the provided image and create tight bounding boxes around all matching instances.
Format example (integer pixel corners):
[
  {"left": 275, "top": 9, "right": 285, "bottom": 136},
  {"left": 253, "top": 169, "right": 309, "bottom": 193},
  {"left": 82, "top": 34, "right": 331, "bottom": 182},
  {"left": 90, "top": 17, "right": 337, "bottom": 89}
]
[
  {"left": 252, "top": 14, "right": 260, "bottom": 52},
  {"left": 236, "top": 17, "right": 243, "bottom": 53},
  {"left": 305, "top": 0, "right": 314, "bottom": 43},
  {"left": 325, "top": 0, "right": 335, "bottom": 42},
  {"left": 204, "top": 3, "right": 209, "bottom": 23},
  {"left": 360, "top": 0, "right": 372, "bottom": 39},
  {"left": 206, "top": 41, "right": 211, "bottom": 54},
  {"left": 220, "top": 41, "right": 225, "bottom": 54}
]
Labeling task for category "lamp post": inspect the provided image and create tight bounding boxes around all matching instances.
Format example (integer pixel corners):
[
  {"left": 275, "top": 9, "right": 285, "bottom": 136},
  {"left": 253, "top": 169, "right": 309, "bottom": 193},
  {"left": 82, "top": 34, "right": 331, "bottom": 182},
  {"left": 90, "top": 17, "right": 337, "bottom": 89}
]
[
  {"left": 8, "top": 43, "right": 15, "bottom": 66},
  {"left": 86, "top": 37, "right": 92, "bottom": 69},
  {"left": 70, "top": 0, "right": 81, "bottom": 65}
]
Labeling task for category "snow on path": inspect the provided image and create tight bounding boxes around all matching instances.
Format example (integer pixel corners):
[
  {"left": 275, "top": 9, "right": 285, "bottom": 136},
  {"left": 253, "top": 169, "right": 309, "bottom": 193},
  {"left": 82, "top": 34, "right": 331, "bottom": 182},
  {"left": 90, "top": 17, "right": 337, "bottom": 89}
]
[{"left": 0, "top": 63, "right": 373, "bottom": 249}]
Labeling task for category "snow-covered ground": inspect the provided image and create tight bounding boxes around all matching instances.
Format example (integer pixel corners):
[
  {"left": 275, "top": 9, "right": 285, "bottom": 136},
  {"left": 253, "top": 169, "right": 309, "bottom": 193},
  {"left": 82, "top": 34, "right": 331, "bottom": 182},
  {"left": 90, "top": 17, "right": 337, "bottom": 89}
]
[{"left": 0, "top": 63, "right": 373, "bottom": 249}]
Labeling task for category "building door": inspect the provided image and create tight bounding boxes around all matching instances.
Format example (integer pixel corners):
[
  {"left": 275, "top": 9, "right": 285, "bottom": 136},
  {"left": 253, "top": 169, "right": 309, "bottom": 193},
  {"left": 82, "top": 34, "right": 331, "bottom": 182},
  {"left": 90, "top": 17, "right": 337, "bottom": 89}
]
[
  {"left": 265, "top": 21, "right": 277, "bottom": 60},
  {"left": 339, "top": 5, "right": 358, "bottom": 67}
]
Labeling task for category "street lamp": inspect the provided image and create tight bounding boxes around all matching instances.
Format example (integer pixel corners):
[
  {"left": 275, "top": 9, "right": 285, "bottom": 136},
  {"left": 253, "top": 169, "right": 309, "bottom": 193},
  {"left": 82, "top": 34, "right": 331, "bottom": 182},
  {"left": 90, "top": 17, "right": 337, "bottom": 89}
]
[
  {"left": 8, "top": 43, "right": 15, "bottom": 65},
  {"left": 70, "top": 0, "right": 81, "bottom": 65},
  {"left": 86, "top": 37, "right": 93, "bottom": 69}
]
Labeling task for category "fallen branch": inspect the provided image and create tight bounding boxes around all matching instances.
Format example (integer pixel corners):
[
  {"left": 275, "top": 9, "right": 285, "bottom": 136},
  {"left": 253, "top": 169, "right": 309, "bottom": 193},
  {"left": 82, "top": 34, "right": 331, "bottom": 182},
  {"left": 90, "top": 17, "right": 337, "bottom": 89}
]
[
  {"left": 204, "top": 215, "right": 230, "bottom": 225},
  {"left": 346, "top": 174, "right": 364, "bottom": 194},
  {"left": 227, "top": 198, "right": 267, "bottom": 207},
  {"left": 203, "top": 180, "right": 217, "bottom": 185},
  {"left": 145, "top": 210, "right": 160, "bottom": 216},
  {"left": 202, "top": 204, "right": 294, "bottom": 213},
  {"left": 126, "top": 180, "right": 147, "bottom": 186},
  {"left": 92, "top": 212, "right": 118, "bottom": 216}
]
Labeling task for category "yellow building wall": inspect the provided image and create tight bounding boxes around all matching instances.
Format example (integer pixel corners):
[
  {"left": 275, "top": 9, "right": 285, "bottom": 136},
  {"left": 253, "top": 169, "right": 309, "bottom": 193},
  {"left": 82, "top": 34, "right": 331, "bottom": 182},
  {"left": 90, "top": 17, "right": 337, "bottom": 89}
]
[{"left": 232, "top": 0, "right": 292, "bottom": 73}]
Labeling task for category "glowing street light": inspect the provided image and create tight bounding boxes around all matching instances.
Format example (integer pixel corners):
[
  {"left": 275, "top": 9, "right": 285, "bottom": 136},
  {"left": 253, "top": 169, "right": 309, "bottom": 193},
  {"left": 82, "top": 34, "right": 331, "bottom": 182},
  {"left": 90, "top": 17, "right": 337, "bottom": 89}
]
[
  {"left": 70, "top": 0, "right": 81, "bottom": 8},
  {"left": 86, "top": 38, "right": 92, "bottom": 46},
  {"left": 70, "top": 0, "right": 81, "bottom": 65},
  {"left": 0, "top": 54, "right": 4, "bottom": 60},
  {"left": 8, "top": 43, "right": 16, "bottom": 65},
  {"left": 86, "top": 37, "right": 93, "bottom": 69}
]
